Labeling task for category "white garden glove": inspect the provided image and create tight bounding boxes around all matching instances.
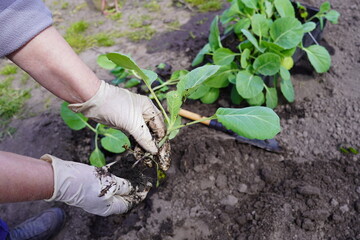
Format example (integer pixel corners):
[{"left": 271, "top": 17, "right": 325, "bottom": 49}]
[
  {"left": 68, "top": 80, "right": 166, "bottom": 154},
  {"left": 41, "top": 154, "right": 151, "bottom": 217}
]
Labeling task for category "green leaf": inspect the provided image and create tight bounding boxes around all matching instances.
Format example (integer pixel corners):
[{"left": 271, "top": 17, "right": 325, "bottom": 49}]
[
  {"left": 170, "top": 69, "right": 189, "bottom": 81},
  {"left": 274, "top": 0, "right": 295, "bottom": 17},
  {"left": 251, "top": 14, "right": 270, "bottom": 37},
  {"left": 204, "top": 65, "right": 232, "bottom": 88},
  {"left": 304, "top": 45, "right": 331, "bottom": 73},
  {"left": 236, "top": 70, "right": 264, "bottom": 99},
  {"left": 124, "top": 78, "right": 141, "bottom": 88},
  {"left": 192, "top": 44, "right": 211, "bottom": 67},
  {"left": 265, "top": 0, "right": 274, "bottom": 18},
  {"left": 231, "top": 85, "right": 243, "bottom": 105},
  {"left": 253, "top": 53, "right": 281, "bottom": 76},
  {"left": 60, "top": 102, "right": 88, "bottom": 130},
  {"left": 106, "top": 53, "right": 149, "bottom": 83},
  {"left": 265, "top": 87, "right": 278, "bottom": 109},
  {"left": 188, "top": 84, "right": 211, "bottom": 100},
  {"left": 280, "top": 66, "right": 294, "bottom": 102},
  {"left": 320, "top": 1, "right": 331, "bottom": 12},
  {"left": 270, "top": 17, "right": 304, "bottom": 49},
  {"left": 89, "top": 148, "right": 106, "bottom": 167},
  {"left": 233, "top": 18, "right": 251, "bottom": 35},
  {"left": 141, "top": 69, "right": 158, "bottom": 85},
  {"left": 209, "top": 16, "right": 222, "bottom": 51},
  {"left": 302, "top": 22, "right": 316, "bottom": 32},
  {"left": 241, "top": 29, "right": 264, "bottom": 53},
  {"left": 325, "top": 10, "right": 340, "bottom": 24},
  {"left": 97, "top": 54, "right": 117, "bottom": 69},
  {"left": 213, "top": 48, "right": 237, "bottom": 65},
  {"left": 242, "top": 0, "right": 257, "bottom": 9},
  {"left": 178, "top": 65, "right": 221, "bottom": 91},
  {"left": 168, "top": 117, "right": 182, "bottom": 140},
  {"left": 100, "top": 128, "right": 131, "bottom": 153},
  {"left": 247, "top": 91, "right": 265, "bottom": 106},
  {"left": 166, "top": 90, "right": 182, "bottom": 123},
  {"left": 215, "top": 107, "right": 281, "bottom": 139},
  {"left": 200, "top": 88, "right": 220, "bottom": 104},
  {"left": 241, "top": 48, "right": 251, "bottom": 68}
]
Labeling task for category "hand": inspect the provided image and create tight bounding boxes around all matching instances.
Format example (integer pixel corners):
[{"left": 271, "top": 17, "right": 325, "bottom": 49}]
[
  {"left": 41, "top": 154, "right": 151, "bottom": 217},
  {"left": 68, "top": 80, "right": 166, "bottom": 154}
]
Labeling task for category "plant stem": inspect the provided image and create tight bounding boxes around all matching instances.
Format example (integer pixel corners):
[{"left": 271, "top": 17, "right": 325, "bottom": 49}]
[
  {"left": 94, "top": 124, "right": 100, "bottom": 149},
  {"left": 152, "top": 80, "right": 178, "bottom": 91},
  {"left": 145, "top": 82, "right": 170, "bottom": 124},
  {"left": 82, "top": 119, "right": 97, "bottom": 133}
]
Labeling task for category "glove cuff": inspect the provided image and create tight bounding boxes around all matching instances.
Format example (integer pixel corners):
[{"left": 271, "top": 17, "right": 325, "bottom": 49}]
[{"left": 40, "top": 154, "right": 64, "bottom": 202}]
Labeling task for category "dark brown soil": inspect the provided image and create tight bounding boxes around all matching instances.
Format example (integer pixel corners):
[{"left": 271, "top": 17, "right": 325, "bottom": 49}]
[{"left": 1, "top": 0, "right": 360, "bottom": 239}]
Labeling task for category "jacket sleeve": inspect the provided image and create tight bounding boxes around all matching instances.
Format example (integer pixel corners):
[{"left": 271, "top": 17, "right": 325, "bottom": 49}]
[{"left": 0, "top": 0, "right": 53, "bottom": 57}]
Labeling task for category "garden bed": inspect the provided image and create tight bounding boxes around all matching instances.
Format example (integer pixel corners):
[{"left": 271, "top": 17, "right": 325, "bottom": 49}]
[{"left": 0, "top": 0, "right": 360, "bottom": 239}]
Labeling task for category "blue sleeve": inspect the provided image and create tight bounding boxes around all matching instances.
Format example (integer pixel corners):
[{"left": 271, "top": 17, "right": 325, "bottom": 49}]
[
  {"left": 0, "top": 0, "right": 53, "bottom": 57},
  {"left": 0, "top": 218, "right": 9, "bottom": 240}
]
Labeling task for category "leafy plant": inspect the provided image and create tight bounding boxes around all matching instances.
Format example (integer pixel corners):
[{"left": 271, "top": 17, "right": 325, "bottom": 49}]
[
  {"left": 191, "top": 0, "right": 340, "bottom": 108},
  {"left": 105, "top": 52, "right": 281, "bottom": 146}
]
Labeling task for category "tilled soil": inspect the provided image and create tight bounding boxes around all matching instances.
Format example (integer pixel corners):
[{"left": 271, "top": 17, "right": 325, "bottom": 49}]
[{"left": 0, "top": 0, "right": 359, "bottom": 239}]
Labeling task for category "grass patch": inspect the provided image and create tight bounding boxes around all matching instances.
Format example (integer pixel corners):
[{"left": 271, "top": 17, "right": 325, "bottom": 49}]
[
  {"left": 144, "top": 1, "right": 161, "bottom": 12},
  {"left": 184, "top": 0, "right": 224, "bottom": 12},
  {"left": 0, "top": 65, "right": 18, "bottom": 75},
  {"left": 0, "top": 76, "right": 31, "bottom": 121},
  {"left": 127, "top": 27, "right": 156, "bottom": 42},
  {"left": 93, "top": 33, "right": 116, "bottom": 47}
]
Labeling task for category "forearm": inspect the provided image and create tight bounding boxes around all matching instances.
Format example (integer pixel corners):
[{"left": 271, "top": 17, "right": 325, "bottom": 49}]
[
  {"left": 7, "top": 26, "right": 101, "bottom": 103},
  {"left": 0, "top": 151, "right": 54, "bottom": 202}
]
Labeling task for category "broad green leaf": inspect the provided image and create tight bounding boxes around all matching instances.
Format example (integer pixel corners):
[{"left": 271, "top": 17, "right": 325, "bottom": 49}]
[
  {"left": 100, "top": 128, "right": 131, "bottom": 153},
  {"left": 97, "top": 54, "right": 117, "bottom": 69},
  {"left": 320, "top": 1, "right": 331, "bottom": 12},
  {"left": 215, "top": 107, "right": 281, "bottom": 139},
  {"left": 231, "top": 85, "right": 243, "bottom": 105},
  {"left": 242, "top": 0, "right": 257, "bottom": 9},
  {"left": 251, "top": 14, "right": 270, "bottom": 37},
  {"left": 241, "top": 29, "right": 265, "bottom": 52},
  {"left": 236, "top": 70, "right": 264, "bottom": 99},
  {"left": 265, "top": 87, "right": 278, "bottom": 109},
  {"left": 265, "top": 0, "right": 274, "bottom": 18},
  {"left": 200, "top": 88, "right": 220, "bottom": 104},
  {"left": 220, "top": 3, "right": 239, "bottom": 24},
  {"left": 280, "top": 66, "right": 294, "bottom": 102},
  {"left": 89, "top": 148, "right": 106, "bottom": 167},
  {"left": 261, "top": 41, "right": 285, "bottom": 53},
  {"left": 238, "top": 40, "right": 253, "bottom": 52},
  {"left": 178, "top": 65, "right": 221, "bottom": 91},
  {"left": 166, "top": 90, "right": 182, "bottom": 123},
  {"left": 241, "top": 48, "right": 251, "bottom": 68},
  {"left": 192, "top": 44, "right": 211, "bottom": 67},
  {"left": 188, "top": 84, "right": 211, "bottom": 99},
  {"left": 253, "top": 53, "right": 281, "bottom": 76},
  {"left": 204, "top": 65, "right": 232, "bottom": 88},
  {"left": 270, "top": 17, "right": 304, "bottom": 49},
  {"left": 141, "top": 69, "right": 158, "bottom": 85},
  {"left": 274, "top": 0, "right": 295, "bottom": 17},
  {"left": 209, "top": 16, "right": 222, "bottom": 51},
  {"left": 60, "top": 102, "right": 88, "bottom": 130},
  {"left": 279, "top": 66, "right": 290, "bottom": 80},
  {"left": 325, "top": 10, "right": 340, "bottom": 24},
  {"left": 304, "top": 45, "right": 331, "bottom": 73},
  {"left": 213, "top": 48, "right": 237, "bottom": 65},
  {"left": 170, "top": 69, "right": 188, "bottom": 81},
  {"left": 124, "top": 78, "right": 141, "bottom": 88},
  {"left": 106, "top": 53, "right": 148, "bottom": 83},
  {"left": 303, "top": 22, "right": 316, "bottom": 32},
  {"left": 281, "top": 47, "right": 296, "bottom": 57},
  {"left": 233, "top": 18, "right": 251, "bottom": 35},
  {"left": 247, "top": 91, "right": 265, "bottom": 106}
]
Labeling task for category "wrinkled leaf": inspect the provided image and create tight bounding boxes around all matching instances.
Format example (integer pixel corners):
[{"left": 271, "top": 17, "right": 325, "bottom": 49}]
[
  {"left": 236, "top": 70, "right": 264, "bottom": 99},
  {"left": 60, "top": 102, "right": 88, "bottom": 130},
  {"left": 89, "top": 148, "right": 106, "bottom": 167},
  {"left": 270, "top": 17, "right": 304, "bottom": 49},
  {"left": 213, "top": 48, "right": 237, "bottom": 65},
  {"left": 253, "top": 53, "right": 281, "bottom": 76},
  {"left": 166, "top": 90, "right": 182, "bottom": 123},
  {"left": 304, "top": 45, "right": 331, "bottom": 73},
  {"left": 215, "top": 107, "right": 281, "bottom": 139}
]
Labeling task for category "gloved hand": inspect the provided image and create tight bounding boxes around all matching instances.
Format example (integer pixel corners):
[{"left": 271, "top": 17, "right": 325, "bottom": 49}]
[
  {"left": 41, "top": 154, "right": 151, "bottom": 217},
  {"left": 68, "top": 80, "right": 166, "bottom": 154}
]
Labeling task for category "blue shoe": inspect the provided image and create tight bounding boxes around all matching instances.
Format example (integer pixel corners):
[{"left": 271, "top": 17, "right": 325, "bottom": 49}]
[{"left": 9, "top": 208, "right": 65, "bottom": 240}]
